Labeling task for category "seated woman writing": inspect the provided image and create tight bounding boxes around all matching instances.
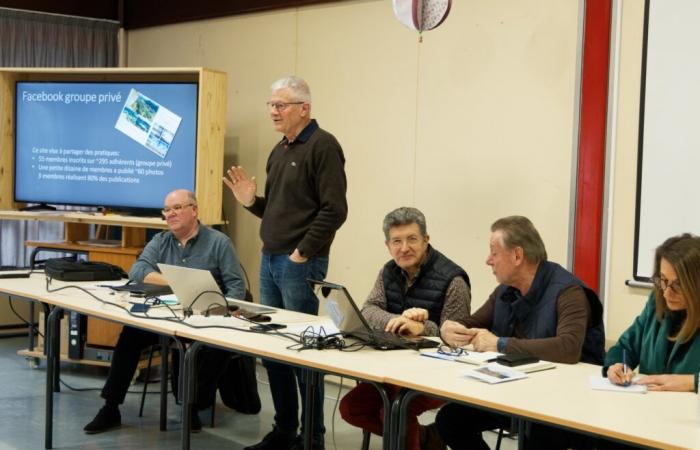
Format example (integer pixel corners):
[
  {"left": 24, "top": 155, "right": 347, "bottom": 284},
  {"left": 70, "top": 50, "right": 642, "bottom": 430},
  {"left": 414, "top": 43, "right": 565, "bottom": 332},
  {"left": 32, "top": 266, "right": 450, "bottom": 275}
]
[{"left": 605, "top": 233, "right": 700, "bottom": 391}]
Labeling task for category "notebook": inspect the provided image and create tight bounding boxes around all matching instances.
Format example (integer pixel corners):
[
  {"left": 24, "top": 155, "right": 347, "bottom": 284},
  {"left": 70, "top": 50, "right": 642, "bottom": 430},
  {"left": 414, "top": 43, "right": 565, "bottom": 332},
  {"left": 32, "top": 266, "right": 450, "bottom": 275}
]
[{"left": 308, "top": 279, "right": 439, "bottom": 351}]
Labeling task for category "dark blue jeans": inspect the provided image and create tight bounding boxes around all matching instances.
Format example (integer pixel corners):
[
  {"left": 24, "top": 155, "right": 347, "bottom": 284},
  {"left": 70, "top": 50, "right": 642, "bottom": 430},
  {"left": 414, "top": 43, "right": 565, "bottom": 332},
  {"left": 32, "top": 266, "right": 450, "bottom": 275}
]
[{"left": 259, "top": 253, "right": 328, "bottom": 438}]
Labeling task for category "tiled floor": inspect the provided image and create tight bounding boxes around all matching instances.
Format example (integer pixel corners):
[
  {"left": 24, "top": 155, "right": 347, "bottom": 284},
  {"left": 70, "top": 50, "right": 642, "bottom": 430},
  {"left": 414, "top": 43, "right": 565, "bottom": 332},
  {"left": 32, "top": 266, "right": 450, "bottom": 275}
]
[{"left": 0, "top": 335, "right": 514, "bottom": 449}]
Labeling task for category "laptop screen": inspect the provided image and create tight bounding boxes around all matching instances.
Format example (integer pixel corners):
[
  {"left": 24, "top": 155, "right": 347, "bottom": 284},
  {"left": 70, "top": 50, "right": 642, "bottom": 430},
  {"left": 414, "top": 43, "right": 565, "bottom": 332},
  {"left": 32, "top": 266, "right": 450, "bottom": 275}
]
[{"left": 309, "top": 279, "right": 372, "bottom": 336}]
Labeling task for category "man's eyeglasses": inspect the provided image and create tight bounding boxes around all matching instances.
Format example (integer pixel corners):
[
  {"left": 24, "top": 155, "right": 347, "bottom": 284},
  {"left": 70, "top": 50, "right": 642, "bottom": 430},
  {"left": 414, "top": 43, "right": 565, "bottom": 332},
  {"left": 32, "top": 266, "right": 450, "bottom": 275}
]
[
  {"left": 651, "top": 276, "right": 682, "bottom": 295},
  {"left": 266, "top": 101, "right": 304, "bottom": 111},
  {"left": 162, "top": 203, "right": 195, "bottom": 215},
  {"left": 437, "top": 345, "right": 465, "bottom": 357},
  {"left": 388, "top": 236, "right": 425, "bottom": 249}
]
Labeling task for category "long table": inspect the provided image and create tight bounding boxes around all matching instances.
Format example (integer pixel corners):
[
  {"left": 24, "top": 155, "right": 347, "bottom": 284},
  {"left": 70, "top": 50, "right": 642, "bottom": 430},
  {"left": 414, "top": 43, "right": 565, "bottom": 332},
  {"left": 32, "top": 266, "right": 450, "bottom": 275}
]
[
  {"left": 0, "top": 274, "right": 394, "bottom": 450},
  {"left": 2, "top": 273, "right": 699, "bottom": 450},
  {"left": 382, "top": 353, "right": 700, "bottom": 450}
]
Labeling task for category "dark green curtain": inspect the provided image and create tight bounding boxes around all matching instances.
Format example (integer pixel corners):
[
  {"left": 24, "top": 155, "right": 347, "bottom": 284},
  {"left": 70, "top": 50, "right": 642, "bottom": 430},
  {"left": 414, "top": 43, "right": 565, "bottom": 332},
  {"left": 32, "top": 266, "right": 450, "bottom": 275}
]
[{"left": 0, "top": 8, "right": 119, "bottom": 266}]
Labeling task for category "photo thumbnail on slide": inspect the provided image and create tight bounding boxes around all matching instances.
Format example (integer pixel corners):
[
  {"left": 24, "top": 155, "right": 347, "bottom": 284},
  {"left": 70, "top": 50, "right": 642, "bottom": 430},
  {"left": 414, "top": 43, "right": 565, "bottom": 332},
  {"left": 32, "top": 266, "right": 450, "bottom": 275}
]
[{"left": 115, "top": 89, "right": 182, "bottom": 158}]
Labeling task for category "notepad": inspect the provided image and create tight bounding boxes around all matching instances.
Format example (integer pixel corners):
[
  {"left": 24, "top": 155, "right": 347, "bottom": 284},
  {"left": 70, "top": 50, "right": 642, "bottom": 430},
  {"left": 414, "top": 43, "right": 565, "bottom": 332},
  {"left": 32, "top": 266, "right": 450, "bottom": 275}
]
[{"left": 589, "top": 375, "right": 647, "bottom": 393}]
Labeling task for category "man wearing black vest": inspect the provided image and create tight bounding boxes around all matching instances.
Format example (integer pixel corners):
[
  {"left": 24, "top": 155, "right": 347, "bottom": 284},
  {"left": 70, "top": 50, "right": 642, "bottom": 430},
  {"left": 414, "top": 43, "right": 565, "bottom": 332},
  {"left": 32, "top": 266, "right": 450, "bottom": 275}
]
[
  {"left": 435, "top": 215, "right": 605, "bottom": 450},
  {"left": 339, "top": 207, "right": 471, "bottom": 450}
]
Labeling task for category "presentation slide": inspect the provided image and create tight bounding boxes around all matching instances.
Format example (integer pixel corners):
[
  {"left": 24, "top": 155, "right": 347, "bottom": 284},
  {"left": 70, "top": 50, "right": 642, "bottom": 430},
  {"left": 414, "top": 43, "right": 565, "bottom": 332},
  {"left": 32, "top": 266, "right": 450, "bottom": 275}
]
[{"left": 15, "top": 82, "right": 198, "bottom": 210}]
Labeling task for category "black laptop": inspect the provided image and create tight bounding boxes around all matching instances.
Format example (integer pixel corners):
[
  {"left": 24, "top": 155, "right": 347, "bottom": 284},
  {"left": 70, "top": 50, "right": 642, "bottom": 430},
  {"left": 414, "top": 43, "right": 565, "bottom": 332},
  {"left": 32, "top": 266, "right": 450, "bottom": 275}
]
[
  {"left": 308, "top": 279, "right": 439, "bottom": 351},
  {"left": 108, "top": 281, "right": 173, "bottom": 297}
]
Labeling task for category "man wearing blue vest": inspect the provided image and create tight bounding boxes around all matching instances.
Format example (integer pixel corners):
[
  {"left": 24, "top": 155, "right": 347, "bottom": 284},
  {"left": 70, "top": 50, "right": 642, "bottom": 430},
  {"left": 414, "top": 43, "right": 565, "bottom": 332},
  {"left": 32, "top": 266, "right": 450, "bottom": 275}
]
[
  {"left": 339, "top": 207, "right": 471, "bottom": 450},
  {"left": 435, "top": 215, "right": 604, "bottom": 450}
]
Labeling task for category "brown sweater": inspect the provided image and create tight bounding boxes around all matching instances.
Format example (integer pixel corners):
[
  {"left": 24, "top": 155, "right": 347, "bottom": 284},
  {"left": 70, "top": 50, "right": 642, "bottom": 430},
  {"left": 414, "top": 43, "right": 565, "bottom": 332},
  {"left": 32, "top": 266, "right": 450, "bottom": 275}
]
[
  {"left": 460, "top": 285, "right": 591, "bottom": 364},
  {"left": 247, "top": 119, "right": 348, "bottom": 257}
]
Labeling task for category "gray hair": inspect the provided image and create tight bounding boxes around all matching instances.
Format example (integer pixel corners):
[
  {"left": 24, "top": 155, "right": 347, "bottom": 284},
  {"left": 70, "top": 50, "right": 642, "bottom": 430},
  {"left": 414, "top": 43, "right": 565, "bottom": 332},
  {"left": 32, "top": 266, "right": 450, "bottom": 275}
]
[
  {"left": 270, "top": 76, "right": 312, "bottom": 103},
  {"left": 491, "top": 215, "right": 547, "bottom": 264},
  {"left": 184, "top": 190, "right": 198, "bottom": 205},
  {"left": 382, "top": 207, "right": 427, "bottom": 241}
]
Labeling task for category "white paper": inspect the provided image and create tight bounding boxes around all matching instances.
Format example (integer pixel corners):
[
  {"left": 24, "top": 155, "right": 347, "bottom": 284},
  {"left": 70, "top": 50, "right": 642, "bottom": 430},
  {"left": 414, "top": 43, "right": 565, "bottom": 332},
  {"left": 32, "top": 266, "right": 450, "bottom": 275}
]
[
  {"left": 464, "top": 363, "right": 528, "bottom": 384},
  {"left": 286, "top": 320, "right": 340, "bottom": 336},
  {"left": 455, "top": 351, "right": 502, "bottom": 365},
  {"left": 589, "top": 375, "right": 647, "bottom": 394}
]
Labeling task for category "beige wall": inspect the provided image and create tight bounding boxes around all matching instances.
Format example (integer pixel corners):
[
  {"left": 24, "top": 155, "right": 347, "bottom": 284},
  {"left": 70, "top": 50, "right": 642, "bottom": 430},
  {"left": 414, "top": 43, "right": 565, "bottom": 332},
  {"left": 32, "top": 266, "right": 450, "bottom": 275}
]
[
  {"left": 604, "top": 0, "right": 652, "bottom": 340},
  {"left": 126, "top": 1, "right": 581, "bottom": 313}
]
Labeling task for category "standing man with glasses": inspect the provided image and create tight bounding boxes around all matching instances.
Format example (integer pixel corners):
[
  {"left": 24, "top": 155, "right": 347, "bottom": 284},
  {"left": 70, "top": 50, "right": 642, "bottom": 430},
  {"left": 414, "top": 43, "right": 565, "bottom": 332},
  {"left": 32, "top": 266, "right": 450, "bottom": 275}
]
[
  {"left": 224, "top": 76, "right": 347, "bottom": 450},
  {"left": 339, "top": 206, "right": 471, "bottom": 450},
  {"left": 84, "top": 189, "right": 246, "bottom": 434}
]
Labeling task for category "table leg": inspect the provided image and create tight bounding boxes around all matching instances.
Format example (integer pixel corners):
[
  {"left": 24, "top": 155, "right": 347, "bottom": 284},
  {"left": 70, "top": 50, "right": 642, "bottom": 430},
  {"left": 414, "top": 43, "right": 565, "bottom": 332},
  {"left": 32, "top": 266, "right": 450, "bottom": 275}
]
[
  {"left": 173, "top": 337, "right": 186, "bottom": 413},
  {"left": 518, "top": 419, "right": 526, "bottom": 450},
  {"left": 44, "top": 306, "right": 62, "bottom": 449},
  {"left": 303, "top": 369, "right": 320, "bottom": 450},
  {"left": 42, "top": 303, "right": 50, "bottom": 357},
  {"left": 159, "top": 336, "right": 169, "bottom": 431},
  {"left": 394, "top": 389, "right": 422, "bottom": 450},
  {"left": 28, "top": 301, "right": 35, "bottom": 351},
  {"left": 365, "top": 382, "right": 392, "bottom": 450},
  {"left": 181, "top": 340, "right": 202, "bottom": 450}
]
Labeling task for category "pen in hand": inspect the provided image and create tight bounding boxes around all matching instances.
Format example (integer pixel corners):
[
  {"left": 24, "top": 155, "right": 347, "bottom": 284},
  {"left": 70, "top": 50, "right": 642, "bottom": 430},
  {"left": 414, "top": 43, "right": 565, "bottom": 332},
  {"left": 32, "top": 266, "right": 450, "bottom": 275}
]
[{"left": 622, "top": 349, "right": 631, "bottom": 386}]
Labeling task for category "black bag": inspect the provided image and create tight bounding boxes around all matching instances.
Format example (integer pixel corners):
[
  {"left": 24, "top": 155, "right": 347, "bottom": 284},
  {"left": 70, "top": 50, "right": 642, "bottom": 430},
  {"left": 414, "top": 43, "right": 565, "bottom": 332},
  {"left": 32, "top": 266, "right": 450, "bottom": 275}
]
[
  {"left": 217, "top": 355, "right": 261, "bottom": 414},
  {"left": 44, "top": 257, "right": 127, "bottom": 281}
]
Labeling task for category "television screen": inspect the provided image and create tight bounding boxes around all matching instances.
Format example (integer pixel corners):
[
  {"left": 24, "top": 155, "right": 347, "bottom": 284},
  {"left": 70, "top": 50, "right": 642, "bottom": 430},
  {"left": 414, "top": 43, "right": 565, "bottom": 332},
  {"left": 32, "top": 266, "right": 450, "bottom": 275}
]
[{"left": 14, "top": 81, "right": 198, "bottom": 212}]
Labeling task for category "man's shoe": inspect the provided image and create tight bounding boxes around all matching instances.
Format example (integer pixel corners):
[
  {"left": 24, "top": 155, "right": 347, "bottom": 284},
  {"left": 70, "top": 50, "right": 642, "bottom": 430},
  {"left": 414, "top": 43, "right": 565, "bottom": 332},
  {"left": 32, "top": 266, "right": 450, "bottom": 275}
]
[
  {"left": 83, "top": 405, "right": 121, "bottom": 434},
  {"left": 290, "top": 434, "right": 325, "bottom": 450},
  {"left": 420, "top": 423, "right": 446, "bottom": 450},
  {"left": 243, "top": 426, "right": 297, "bottom": 450},
  {"left": 190, "top": 409, "right": 202, "bottom": 433}
]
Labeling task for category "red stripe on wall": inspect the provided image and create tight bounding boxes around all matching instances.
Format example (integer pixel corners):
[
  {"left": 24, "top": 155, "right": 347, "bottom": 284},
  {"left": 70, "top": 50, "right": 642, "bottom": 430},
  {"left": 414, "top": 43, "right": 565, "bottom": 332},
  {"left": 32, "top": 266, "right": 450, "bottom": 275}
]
[{"left": 573, "top": 0, "right": 612, "bottom": 294}]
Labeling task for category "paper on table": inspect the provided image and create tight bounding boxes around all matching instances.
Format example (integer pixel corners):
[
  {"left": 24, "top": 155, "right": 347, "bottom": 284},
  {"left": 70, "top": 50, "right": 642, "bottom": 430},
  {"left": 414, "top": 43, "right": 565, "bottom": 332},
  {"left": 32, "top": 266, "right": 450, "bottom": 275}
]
[
  {"left": 464, "top": 363, "right": 528, "bottom": 384},
  {"left": 455, "top": 351, "right": 502, "bottom": 365},
  {"left": 421, "top": 350, "right": 501, "bottom": 364},
  {"left": 286, "top": 320, "right": 340, "bottom": 336},
  {"left": 589, "top": 375, "right": 647, "bottom": 393}
]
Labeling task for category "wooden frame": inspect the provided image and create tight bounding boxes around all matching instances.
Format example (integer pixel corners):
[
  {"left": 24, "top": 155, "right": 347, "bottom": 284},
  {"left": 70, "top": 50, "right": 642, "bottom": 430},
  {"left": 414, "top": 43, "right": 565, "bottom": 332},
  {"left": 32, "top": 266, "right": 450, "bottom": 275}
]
[{"left": 0, "top": 67, "right": 227, "bottom": 225}]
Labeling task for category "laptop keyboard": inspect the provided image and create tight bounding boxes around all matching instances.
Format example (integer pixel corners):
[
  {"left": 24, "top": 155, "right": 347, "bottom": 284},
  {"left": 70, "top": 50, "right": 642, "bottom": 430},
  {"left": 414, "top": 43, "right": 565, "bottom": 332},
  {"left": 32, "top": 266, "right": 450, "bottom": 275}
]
[{"left": 363, "top": 330, "right": 439, "bottom": 350}]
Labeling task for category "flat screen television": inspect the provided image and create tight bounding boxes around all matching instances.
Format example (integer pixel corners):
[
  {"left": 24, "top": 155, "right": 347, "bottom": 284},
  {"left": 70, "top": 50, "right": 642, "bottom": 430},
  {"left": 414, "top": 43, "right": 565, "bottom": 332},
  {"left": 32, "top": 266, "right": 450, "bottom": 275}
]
[{"left": 14, "top": 81, "right": 199, "bottom": 213}]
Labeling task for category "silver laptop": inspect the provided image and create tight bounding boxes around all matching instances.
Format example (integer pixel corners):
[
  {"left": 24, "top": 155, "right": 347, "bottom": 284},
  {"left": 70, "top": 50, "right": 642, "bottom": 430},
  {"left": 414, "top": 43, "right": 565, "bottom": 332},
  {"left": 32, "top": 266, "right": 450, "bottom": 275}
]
[
  {"left": 158, "top": 264, "right": 227, "bottom": 314},
  {"left": 157, "top": 264, "right": 276, "bottom": 317},
  {"left": 308, "top": 279, "right": 439, "bottom": 350}
]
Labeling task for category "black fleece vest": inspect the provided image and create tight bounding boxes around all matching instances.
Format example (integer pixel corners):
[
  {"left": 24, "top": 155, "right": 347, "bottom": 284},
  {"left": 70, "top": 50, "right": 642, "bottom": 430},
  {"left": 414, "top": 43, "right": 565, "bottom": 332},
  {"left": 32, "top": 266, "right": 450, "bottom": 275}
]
[
  {"left": 382, "top": 246, "right": 470, "bottom": 324},
  {"left": 491, "top": 261, "right": 605, "bottom": 365}
]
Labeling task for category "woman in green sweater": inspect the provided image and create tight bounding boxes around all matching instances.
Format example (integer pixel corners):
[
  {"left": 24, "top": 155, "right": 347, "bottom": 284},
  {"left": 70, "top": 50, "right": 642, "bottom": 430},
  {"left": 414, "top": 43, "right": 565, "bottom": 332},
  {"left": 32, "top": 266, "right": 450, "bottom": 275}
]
[{"left": 605, "top": 233, "right": 700, "bottom": 391}]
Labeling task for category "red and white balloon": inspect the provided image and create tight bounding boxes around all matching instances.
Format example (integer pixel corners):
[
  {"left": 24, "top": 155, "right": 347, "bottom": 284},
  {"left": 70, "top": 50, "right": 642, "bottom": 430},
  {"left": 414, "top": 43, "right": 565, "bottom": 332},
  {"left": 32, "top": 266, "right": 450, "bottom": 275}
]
[{"left": 392, "top": 0, "right": 452, "bottom": 34}]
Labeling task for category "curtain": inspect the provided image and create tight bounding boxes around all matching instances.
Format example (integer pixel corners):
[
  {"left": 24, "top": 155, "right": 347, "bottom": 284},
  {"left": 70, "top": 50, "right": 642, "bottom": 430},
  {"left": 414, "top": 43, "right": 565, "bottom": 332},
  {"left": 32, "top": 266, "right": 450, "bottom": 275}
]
[{"left": 0, "top": 8, "right": 119, "bottom": 267}]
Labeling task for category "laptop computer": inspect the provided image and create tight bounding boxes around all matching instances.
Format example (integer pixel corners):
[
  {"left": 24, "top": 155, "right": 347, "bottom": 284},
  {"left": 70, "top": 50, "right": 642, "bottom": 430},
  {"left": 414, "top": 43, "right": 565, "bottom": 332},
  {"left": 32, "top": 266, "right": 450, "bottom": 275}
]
[
  {"left": 109, "top": 281, "right": 173, "bottom": 297},
  {"left": 157, "top": 263, "right": 275, "bottom": 317},
  {"left": 308, "top": 279, "right": 439, "bottom": 351}
]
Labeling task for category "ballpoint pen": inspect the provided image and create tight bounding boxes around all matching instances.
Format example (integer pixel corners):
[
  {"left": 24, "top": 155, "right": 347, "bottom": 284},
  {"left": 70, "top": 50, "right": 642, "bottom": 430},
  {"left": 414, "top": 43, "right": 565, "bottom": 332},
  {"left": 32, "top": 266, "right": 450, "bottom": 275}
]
[{"left": 622, "top": 349, "right": 631, "bottom": 386}]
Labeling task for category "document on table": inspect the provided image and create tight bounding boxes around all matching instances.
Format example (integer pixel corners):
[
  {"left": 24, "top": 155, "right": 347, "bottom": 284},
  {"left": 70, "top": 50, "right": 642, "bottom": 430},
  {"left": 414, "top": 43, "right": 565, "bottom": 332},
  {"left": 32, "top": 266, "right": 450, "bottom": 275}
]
[
  {"left": 589, "top": 375, "right": 647, "bottom": 393},
  {"left": 421, "top": 350, "right": 501, "bottom": 364},
  {"left": 464, "top": 363, "right": 528, "bottom": 384}
]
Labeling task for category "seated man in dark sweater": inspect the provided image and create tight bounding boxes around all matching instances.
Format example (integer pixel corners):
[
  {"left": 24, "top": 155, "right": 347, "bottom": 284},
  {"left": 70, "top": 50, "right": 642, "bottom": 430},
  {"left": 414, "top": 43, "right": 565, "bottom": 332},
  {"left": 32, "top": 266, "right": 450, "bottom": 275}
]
[
  {"left": 83, "top": 189, "right": 246, "bottom": 434},
  {"left": 339, "top": 207, "right": 471, "bottom": 450},
  {"left": 435, "top": 215, "right": 605, "bottom": 450}
]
